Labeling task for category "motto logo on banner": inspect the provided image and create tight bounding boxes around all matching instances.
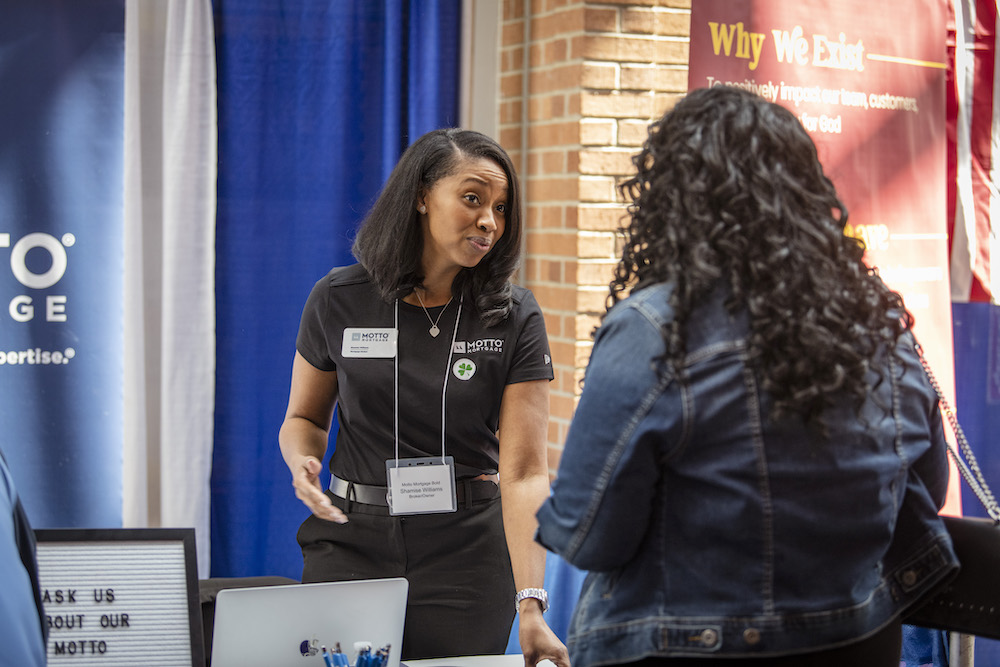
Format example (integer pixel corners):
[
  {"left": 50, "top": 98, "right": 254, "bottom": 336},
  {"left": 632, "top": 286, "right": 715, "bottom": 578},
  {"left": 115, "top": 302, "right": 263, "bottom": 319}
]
[
  {"left": 4, "top": 233, "right": 73, "bottom": 332},
  {"left": 0, "top": 2, "right": 126, "bottom": 528},
  {"left": 688, "top": 0, "right": 959, "bottom": 512}
]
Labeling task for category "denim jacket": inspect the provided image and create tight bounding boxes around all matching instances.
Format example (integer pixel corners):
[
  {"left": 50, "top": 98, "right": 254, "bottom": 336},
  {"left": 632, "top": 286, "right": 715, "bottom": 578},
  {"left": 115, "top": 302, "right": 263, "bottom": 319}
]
[{"left": 535, "top": 283, "right": 957, "bottom": 666}]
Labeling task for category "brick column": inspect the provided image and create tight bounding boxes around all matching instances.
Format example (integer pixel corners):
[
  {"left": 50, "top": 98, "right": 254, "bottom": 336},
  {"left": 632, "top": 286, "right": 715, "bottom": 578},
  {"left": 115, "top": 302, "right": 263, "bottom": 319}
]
[{"left": 500, "top": 0, "right": 691, "bottom": 475}]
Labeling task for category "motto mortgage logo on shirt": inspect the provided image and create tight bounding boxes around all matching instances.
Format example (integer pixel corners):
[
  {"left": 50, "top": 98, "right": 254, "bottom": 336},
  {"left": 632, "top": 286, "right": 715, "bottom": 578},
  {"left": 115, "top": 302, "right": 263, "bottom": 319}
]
[{"left": 452, "top": 338, "right": 504, "bottom": 354}]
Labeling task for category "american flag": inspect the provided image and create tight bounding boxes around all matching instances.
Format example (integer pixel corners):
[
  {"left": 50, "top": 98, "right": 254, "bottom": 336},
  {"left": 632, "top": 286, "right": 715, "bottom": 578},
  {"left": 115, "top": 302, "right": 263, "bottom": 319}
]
[{"left": 949, "top": 0, "right": 998, "bottom": 303}]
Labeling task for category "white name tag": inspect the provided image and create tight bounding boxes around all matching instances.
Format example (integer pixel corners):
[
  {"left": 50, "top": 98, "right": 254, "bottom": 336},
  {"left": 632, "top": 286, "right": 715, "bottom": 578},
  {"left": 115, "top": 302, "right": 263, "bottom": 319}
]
[
  {"left": 342, "top": 328, "right": 397, "bottom": 358},
  {"left": 386, "top": 457, "right": 457, "bottom": 515}
]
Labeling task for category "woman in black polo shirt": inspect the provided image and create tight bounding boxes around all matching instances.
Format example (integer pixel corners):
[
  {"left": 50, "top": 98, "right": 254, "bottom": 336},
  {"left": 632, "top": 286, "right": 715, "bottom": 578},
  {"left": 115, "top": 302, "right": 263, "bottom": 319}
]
[{"left": 279, "top": 128, "right": 568, "bottom": 666}]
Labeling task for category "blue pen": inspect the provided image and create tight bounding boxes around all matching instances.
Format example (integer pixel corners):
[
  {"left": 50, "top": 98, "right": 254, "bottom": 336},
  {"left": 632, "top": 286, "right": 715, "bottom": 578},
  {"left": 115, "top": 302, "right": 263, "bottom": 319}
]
[
  {"left": 375, "top": 645, "right": 390, "bottom": 667},
  {"left": 322, "top": 645, "right": 334, "bottom": 667},
  {"left": 334, "top": 642, "right": 349, "bottom": 667},
  {"left": 355, "top": 642, "right": 372, "bottom": 667}
]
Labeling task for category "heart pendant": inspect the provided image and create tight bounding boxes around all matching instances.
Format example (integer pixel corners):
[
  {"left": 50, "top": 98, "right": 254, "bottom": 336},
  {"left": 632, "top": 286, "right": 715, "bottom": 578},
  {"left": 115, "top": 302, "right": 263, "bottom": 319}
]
[{"left": 429, "top": 325, "right": 440, "bottom": 337}]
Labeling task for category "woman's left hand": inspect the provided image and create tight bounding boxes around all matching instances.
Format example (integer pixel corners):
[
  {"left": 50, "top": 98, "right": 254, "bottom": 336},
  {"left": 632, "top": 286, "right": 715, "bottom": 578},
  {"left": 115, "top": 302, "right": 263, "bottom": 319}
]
[{"left": 518, "top": 606, "right": 570, "bottom": 667}]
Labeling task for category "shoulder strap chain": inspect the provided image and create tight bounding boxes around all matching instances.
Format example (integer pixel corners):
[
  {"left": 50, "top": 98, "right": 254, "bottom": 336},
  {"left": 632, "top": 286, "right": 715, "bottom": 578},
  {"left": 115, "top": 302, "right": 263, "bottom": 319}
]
[{"left": 915, "top": 342, "right": 1000, "bottom": 524}]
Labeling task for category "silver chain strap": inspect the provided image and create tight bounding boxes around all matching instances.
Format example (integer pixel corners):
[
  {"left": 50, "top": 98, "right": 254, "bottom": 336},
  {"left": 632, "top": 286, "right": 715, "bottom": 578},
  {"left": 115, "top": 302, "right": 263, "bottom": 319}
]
[{"left": 915, "top": 343, "right": 1000, "bottom": 524}]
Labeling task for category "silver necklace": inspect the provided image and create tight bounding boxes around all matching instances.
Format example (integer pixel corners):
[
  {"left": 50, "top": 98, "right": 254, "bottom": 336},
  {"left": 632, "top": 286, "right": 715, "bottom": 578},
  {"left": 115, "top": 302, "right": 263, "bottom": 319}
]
[{"left": 414, "top": 291, "right": 453, "bottom": 337}]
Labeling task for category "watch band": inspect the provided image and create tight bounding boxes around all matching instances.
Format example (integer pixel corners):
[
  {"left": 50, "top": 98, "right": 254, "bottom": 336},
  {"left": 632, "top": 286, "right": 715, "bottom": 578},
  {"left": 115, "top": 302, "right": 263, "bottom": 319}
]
[{"left": 514, "top": 587, "right": 549, "bottom": 613}]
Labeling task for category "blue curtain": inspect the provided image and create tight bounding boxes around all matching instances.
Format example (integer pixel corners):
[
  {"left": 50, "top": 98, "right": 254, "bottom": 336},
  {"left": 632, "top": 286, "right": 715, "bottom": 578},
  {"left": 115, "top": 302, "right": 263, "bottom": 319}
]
[
  {"left": 211, "top": 0, "right": 461, "bottom": 580},
  {"left": 950, "top": 301, "right": 1000, "bottom": 664}
]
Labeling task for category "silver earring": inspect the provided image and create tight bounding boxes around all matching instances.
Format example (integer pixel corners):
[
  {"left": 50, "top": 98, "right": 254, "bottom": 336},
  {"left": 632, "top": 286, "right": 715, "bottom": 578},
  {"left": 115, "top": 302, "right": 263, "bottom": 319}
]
[{"left": 418, "top": 205, "right": 426, "bottom": 214}]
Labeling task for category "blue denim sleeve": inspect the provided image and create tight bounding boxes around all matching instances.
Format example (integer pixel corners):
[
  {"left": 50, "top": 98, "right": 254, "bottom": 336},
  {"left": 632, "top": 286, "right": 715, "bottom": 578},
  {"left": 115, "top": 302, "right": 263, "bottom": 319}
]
[
  {"left": 0, "top": 456, "right": 47, "bottom": 667},
  {"left": 536, "top": 302, "right": 681, "bottom": 571},
  {"left": 896, "top": 334, "right": 950, "bottom": 508}
]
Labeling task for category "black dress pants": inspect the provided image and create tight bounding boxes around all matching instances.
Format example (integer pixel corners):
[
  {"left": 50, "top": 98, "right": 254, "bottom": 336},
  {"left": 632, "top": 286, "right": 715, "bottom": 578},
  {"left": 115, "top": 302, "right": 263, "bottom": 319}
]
[{"left": 298, "top": 493, "right": 515, "bottom": 660}]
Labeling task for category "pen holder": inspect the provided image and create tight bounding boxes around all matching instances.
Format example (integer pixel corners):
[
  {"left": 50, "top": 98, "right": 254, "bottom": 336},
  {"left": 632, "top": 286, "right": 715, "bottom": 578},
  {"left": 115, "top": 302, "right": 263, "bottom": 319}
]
[{"left": 321, "top": 641, "right": 390, "bottom": 667}]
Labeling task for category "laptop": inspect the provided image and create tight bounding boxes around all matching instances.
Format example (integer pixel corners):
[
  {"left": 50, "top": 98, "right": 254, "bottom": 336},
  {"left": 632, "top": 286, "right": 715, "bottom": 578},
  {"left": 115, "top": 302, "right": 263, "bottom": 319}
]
[{"left": 211, "top": 577, "right": 408, "bottom": 667}]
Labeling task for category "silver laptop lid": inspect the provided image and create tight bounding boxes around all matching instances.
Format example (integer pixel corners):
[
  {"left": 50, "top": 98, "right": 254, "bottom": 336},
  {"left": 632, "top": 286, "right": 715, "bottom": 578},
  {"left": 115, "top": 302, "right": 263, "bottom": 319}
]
[{"left": 211, "top": 577, "right": 408, "bottom": 667}]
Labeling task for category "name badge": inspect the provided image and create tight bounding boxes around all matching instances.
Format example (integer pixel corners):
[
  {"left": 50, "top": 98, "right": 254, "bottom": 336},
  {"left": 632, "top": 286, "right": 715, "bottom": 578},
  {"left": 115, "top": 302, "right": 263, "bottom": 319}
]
[
  {"left": 385, "top": 457, "right": 457, "bottom": 515},
  {"left": 342, "top": 328, "right": 397, "bottom": 358}
]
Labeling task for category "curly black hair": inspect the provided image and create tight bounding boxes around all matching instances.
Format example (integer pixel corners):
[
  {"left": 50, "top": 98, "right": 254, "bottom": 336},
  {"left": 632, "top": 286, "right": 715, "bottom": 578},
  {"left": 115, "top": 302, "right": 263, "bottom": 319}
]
[
  {"left": 352, "top": 128, "right": 521, "bottom": 327},
  {"left": 612, "top": 85, "right": 912, "bottom": 425}
]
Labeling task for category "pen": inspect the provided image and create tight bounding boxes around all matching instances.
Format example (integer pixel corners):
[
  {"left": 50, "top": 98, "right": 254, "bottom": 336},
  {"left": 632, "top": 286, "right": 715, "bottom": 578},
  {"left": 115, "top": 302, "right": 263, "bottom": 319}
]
[
  {"left": 322, "top": 645, "right": 334, "bottom": 667},
  {"left": 355, "top": 642, "right": 372, "bottom": 667},
  {"left": 333, "top": 642, "right": 348, "bottom": 667}
]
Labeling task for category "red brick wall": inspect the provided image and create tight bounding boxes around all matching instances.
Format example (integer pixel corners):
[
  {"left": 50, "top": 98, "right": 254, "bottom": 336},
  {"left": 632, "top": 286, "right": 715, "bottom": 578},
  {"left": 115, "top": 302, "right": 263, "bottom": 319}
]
[{"left": 500, "top": 0, "right": 691, "bottom": 474}]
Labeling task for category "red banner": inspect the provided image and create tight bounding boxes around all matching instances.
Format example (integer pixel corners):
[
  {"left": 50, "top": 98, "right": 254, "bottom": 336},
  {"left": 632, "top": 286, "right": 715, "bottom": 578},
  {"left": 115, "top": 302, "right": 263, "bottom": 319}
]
[{"left": 689, "top": 0, "right": 960, "bottom": 513}]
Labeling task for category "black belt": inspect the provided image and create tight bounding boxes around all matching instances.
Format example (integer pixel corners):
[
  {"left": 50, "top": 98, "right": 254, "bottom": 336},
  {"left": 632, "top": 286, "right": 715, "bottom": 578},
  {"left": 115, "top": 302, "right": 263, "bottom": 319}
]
[{"left": 329, "top": 474, "right": 499, "bottom": 509}]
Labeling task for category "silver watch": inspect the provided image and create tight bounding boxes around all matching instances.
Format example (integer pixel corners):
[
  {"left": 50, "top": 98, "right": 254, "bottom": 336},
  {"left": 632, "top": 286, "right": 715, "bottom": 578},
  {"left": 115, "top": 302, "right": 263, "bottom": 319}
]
[{"left": 514, "top": 587, "right": 549, "bottom": 613}]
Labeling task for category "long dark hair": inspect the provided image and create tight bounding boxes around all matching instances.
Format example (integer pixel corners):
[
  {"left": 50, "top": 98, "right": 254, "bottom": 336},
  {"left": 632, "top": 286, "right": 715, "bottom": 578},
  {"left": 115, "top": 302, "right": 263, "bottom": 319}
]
[
  {"left": 613, "top": 85, "right": 912, "bottom": 424},
  {"left": 352, "top": 128, "right": 522, "bottom": 326}
]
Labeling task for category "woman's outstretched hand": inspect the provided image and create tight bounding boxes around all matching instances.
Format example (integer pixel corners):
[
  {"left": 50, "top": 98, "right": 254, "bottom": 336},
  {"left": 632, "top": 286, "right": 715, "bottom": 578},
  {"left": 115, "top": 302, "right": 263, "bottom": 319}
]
[{"left": 292, "top": 455, "right": 347, "bottom": 524}]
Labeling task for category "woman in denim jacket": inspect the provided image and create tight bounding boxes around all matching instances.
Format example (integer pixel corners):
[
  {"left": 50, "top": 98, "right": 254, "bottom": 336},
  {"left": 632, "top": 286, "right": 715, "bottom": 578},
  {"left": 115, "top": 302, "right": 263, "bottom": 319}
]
[{"left": 535, "top": 86, "right": 957, "bottom": 666}]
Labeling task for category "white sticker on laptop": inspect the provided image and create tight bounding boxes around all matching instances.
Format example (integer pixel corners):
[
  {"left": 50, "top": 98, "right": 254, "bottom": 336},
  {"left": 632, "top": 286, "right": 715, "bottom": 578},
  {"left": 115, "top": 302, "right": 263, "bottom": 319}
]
[{"left": 342, "top": 328, "right": 397, "bottom": 358}]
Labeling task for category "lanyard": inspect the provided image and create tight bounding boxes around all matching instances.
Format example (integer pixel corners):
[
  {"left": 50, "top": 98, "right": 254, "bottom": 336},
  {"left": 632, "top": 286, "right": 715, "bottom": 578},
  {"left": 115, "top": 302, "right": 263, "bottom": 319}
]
[{"left": 392, "top": 295, "right": 463, "bottom": 465}]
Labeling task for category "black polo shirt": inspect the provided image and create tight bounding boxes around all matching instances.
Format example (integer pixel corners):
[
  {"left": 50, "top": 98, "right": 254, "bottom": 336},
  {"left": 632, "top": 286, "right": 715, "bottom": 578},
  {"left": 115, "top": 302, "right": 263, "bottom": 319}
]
[{"left": 296, "top": 264, "right": 554, "bottom": 485}]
